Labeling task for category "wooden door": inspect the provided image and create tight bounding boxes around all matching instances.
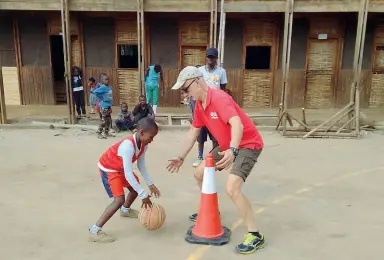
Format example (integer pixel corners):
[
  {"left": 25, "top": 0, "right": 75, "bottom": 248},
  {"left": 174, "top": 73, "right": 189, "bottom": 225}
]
[
  {"left": 115, "top": 19, "right": 140, "bottom": 108},
  {"left": 305, "top": 39, "right": 338, "bottom": 108},
  {"left": 242, "top": 20, "right": 278, "bottom": 108},
  {"left": 369, "top": 25, "right": 384, "bottom": 107}
]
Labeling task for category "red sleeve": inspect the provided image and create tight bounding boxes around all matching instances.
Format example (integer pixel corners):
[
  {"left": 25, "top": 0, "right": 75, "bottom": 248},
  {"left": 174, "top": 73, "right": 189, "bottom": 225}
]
[
  {"left": 192, "top": 105, "right": 204, "bottom": 128},
  {"left": 216, "top": 94, "right": 238, "bottom": 124}
]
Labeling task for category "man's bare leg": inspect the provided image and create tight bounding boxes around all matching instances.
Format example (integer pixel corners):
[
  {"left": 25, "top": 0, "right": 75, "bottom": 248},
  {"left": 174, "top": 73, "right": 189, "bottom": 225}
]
[{"left": 226, "top": 174, "right": 265, "bottom": 254}]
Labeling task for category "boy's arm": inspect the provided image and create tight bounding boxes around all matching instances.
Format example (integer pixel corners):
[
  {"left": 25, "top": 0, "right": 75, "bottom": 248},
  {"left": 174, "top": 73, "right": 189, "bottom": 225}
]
[
  {"left": 118, "top": 140, "right": 149, "bottom": 199},
  {"left": 136, "top": 146, "right": 153, "bottom": 186},
  {"left": 92, "top": 86, "right": 106, "bottom": 94},
  {"left": 128, "top": 111, "right": 134, "bottom": 121},
  {"left": 132, "top": 104, "right": 139, "bottom": 116}
]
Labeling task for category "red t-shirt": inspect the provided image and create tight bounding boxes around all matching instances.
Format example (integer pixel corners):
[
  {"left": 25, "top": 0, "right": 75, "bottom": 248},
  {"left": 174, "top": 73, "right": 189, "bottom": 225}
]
[{"left": 192, "top": 88, "right": 264, "bottom": 151}]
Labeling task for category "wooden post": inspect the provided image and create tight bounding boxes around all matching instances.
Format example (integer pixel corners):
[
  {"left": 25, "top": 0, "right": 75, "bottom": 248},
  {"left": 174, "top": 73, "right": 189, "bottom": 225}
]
[
  {"left": 0, "top": 55, "right": 7, "bottom": 124},
  {"left": 137, "top": 0, "right": 142, "bottom": 93},
  {"left": 213, "top": 0, "right": 218, "bottom": 48},
  {"left": 218, "top": 0, "right": 226, "bottom": 66},
  {"left": 220, "top": 13, "right": 226, "bottom": 67},
  {"left": 61, "top": 0, "right": 75, "bottom": 124},
  {"left": 279, "top": 0, "right": 294, "bottom": 135},
  {"left": 209, "top": 0, "right": 213, "bottom": 47},
  {"left": 65, "top": 0, "right": 75, "bottom": 123},
  {"left": 13, "top": 18, "right": 23, "bottom": 105},
  {"left": 140, "top": 0, "right": 145, "bottom": 94},
  {"left": 354, "top": 0, "right": 369, "bottom": 135},
  {"left": 137, "top": 0, "right": 145, "bottom": 94}
]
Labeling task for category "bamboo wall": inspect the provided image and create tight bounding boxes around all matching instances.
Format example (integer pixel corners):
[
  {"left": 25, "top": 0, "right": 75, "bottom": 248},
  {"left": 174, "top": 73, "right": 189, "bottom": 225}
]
[{"left": 3, "top": 10, "right": 384, "bottom": 110}]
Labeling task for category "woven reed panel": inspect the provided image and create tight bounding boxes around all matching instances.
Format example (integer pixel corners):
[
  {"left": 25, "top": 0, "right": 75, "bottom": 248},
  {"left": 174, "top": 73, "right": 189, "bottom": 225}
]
[
  {"left": 309, "top": 18, "right": 340, "bottom": 39},
  {"left": 305, "top": 73, "right": 332, "bottom": 108},
  {"left": 307, "top": 40, "right": 336, "bottom": 71},
  {"left": 182, "top": 47, "right": 206, "bottom": 67},
  {"left": 116, "top": 19, "right": 137, "bottom": 44},
  {"left": 245, "top": 21, "right": 276, "bottom": 46},
  {"left": 71, "top": 37, "right": 81, "bottom": 67},
  {"left": 180, "top": 21, "right": 209, "bottom": 45},
  {"left": 2, "top": 67, "right": 21, "bottom": 105},
  {"left": 242, "top": 71, "right": 271, "bottom": 108},
  {"left": 118, "top": 69, "right": 139, "bottom": 107},
  {"left": 375, "top": 25, "right": 384, "bottom": 45},
  {"left": 369, "top": 73, "right": 384, "bottom": 107},
  {"left": 47, "top": 15, "right": 79, "bottom": 35}
]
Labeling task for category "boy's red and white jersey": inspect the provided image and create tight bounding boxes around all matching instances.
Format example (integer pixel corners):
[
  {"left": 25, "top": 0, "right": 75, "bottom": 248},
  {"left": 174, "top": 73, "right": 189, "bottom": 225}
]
[{"left": 98, "top": 135, "right": 145, "bottom": 172}]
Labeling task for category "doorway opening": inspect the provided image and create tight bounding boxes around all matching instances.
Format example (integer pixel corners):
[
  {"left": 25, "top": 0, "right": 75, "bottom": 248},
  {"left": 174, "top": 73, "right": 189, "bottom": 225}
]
[
  {"left": 245, "top": 46, "right": 271, "bottom": 70},
  {"left": 117, "top": 44, "right": 139, "bottom": 68},
  {"left": 50, "top": 35, "right": 66, "bottom": 104}
]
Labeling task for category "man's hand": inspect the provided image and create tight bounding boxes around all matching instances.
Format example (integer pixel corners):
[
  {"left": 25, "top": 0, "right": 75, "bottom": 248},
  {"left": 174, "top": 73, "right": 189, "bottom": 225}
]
[
  {"left": 141, "top": 195, "right": 153, "bottom": 209},
  {"left": 149, "top": 184, "right": 161, "bottom": 198},
  {"left": 166, "top": 157, "right": 184, "bottom": 173},
  {"left": 216, "top": 149, "right": 235, "bottom": 170}
]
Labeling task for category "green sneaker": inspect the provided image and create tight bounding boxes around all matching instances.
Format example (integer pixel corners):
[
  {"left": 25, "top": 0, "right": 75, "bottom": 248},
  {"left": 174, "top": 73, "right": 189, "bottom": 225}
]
[{"left": 235, "top": 233, "right": 265, "bottom": 254}]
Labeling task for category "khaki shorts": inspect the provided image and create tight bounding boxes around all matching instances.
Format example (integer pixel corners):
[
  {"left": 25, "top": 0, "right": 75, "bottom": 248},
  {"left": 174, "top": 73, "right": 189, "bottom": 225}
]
[{"left": 210, "top": 145, "right": 262, "bottom": 181}]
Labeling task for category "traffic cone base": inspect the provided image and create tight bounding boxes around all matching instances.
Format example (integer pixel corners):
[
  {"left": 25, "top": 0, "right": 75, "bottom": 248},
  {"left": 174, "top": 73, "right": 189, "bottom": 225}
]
[
  {"left": 185, "top": 225, "right": 231, "bottom": 246},
  {"left": 185, "top": 153, "right": 231, "bottom": 246}
]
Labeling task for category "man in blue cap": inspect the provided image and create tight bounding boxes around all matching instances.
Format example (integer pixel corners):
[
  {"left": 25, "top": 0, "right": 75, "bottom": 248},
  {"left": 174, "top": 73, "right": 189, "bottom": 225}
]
[{"left": 190, "top": 47, "right": 228, "bottom": 168}]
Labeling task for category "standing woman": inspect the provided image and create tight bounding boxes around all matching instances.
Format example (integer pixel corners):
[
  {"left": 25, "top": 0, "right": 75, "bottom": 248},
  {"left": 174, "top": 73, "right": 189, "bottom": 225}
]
[{"left": 144, "top": 64, "right": 164, "bottom": 114}]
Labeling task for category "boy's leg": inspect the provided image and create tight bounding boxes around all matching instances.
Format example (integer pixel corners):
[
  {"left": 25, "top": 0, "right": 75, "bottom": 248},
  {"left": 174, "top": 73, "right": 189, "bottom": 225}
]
[
  {"left": 192, "top": 127, "right": 208, "bottom": 167},
  {"left": 80, "top": 91, "right": 86, "bottom": 116},
  {"left": 97, "top": 108, "right": 107, "bottom": 138},
  {"left": 152, "top": 86, "right": 159, "bottom": 114},
  {"left": 89, "top": 94, "right": 95, "bottom": 113},
  {"left": 115, "top": 119, "right": 127, "bottom": 131},
  {"left": 227, "top": 148, "right": 264, "bottom": 254},
  {"left": 73, "top": 92, "right": 81, "bottom": 117},
  {"left": 120, "top": 174, "right": 140, "bottom": 218},
  {"left": 89, "top": 170, "right": 127, "bottom": 243},
  {"left": 104, "top": 109, "right": 114, "bottom": 136}
]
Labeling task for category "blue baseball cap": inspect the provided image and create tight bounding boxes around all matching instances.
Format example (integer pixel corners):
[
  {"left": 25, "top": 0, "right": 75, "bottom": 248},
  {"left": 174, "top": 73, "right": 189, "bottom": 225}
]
[{"left": 206, "top": 48, "right": 218, "bottom": 57}]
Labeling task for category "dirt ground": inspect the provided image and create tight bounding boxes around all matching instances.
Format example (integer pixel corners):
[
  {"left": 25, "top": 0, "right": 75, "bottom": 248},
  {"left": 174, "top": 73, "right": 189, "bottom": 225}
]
[{"left": 1, "top": 128, "right": 384, "bottom": 260}]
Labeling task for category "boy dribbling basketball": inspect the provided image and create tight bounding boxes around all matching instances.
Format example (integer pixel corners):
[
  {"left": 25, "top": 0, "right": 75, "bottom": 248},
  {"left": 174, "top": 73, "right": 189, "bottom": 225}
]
[{"left": 88, "top": 117, "right": 161, "bottom": 243}]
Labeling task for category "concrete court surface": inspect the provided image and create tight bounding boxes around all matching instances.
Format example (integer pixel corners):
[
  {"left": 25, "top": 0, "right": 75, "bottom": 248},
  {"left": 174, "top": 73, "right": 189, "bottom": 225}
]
[{"left": 0, "top": 128, "right": 384, "bottom": 260}]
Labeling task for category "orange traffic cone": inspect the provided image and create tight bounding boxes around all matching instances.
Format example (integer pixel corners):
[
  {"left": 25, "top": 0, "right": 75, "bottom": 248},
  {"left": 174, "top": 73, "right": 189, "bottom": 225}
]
[{"left": 185, "top": 153, "right": 231, "bottom": 246}]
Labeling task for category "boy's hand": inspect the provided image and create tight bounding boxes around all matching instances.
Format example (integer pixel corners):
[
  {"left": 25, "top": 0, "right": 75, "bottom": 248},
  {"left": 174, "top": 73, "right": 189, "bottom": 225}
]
[
  {"left": 141, "top": 195, "right": 152, "bottom": 209},
  {"left": 149, "top": 184, "right": 161, "bottom": 198}
]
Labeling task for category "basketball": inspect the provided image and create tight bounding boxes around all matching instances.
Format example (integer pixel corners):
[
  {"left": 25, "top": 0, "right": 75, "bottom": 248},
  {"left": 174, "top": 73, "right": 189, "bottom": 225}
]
[{"left": 139, "top": 203, "right": 166, "bottom": 231}]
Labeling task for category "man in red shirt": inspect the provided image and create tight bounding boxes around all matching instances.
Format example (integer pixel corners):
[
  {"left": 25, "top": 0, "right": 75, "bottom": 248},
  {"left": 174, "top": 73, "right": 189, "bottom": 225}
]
[{"left": 166, "top": 66, "right": 265, "bottom": 254}]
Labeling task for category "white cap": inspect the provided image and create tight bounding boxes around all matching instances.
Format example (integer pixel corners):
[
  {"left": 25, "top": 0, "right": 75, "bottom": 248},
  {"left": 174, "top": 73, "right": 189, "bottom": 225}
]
[{"left": 171, "top": 66, "right": 203, "bottom": 90}]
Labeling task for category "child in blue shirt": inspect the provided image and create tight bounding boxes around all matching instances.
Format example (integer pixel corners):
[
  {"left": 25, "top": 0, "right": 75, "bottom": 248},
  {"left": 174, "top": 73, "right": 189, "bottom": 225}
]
[{"left": 92, "top": 73, "right": 113, "bottom": 139}]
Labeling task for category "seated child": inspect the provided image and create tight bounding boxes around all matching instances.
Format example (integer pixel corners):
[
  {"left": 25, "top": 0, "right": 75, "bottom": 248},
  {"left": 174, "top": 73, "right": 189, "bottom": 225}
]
[
  {"left": 88, "top": 117, "right": 161, "bottom": 243},
  {"left": 88, "top": 77, "right": 98, "bottom": 114},
  {"left": 132, "top": 95, "right": 155, "bottom": 124},
  {"left": 115, "top": 102, "right": 135, "bottom": 132}
]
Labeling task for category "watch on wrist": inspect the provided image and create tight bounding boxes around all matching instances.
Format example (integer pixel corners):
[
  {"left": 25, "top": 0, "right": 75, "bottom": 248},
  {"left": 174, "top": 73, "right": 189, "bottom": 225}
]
[{"left": 229, "top": 147, "right": 239, "bottom": 157}]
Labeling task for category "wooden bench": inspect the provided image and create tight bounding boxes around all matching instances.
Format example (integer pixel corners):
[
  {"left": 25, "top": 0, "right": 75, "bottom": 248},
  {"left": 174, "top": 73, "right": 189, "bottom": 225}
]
[
  {"left": 155, "top": 113, "right": 191, "bottom": 125},
  {"left": 156, "top": 113, "right": 278, "bottom": 126}
]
